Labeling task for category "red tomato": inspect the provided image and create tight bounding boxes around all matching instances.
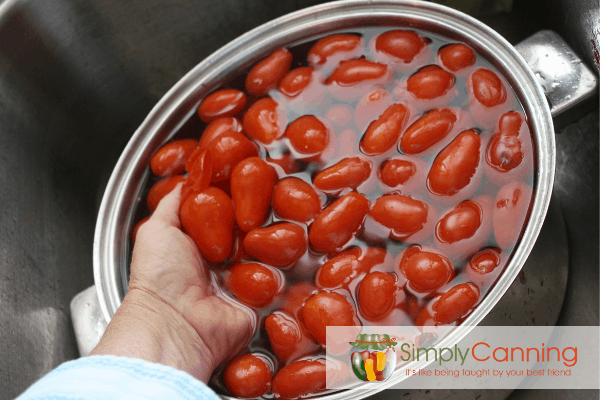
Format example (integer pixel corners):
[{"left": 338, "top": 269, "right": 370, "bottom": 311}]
[
  {"left": 313, "top": 157, "right": 372, "bottom": 192},
  {"left": 375, "top": 30, "right": 429, "bottom": 63},
  {"left": 283, "top": 282, "right": 318, "bottom": 317},
  {"left": 397, "top": 246, "right": 454, "bottom": 293},
  {"left": 272, "top": 359, "right": 326, "bottom": 399},
  {"left": 272, "top": 177, "right": 321, "bottom": 223},
  {"left": 326, "top": 58, "right": 389, "bottom": 86},
  {"left": 243, "top": 223, "right": 308, "bottom": 268},
  {"left": 180, "top": 187, "right": 234, "bottom": 263},
  {"left": 223, "top": 353, "right": 272, "bottom": 398},
  {"left": 427, "top": 129, "right": 481, "bottom": 196},
  {"left": 181, "top": 148, "right": 212, "bottom": 204},
  {"left": 206, "top": 131, "right": 258, "bottom": 182},
  {"left": 197, "top": 89, "right": 247, "bottom": 122},
  {"left": 368, "top": 195, "right": 429, "bottom": 240},
  {"left": 438, "top": 43, "right": 476, "bottom": 72},
  {"left": 433, "top": 283, "right": 480, "bottom": 324},
  {"left": 198, "top": 117, "right": 243, "bottom": 150},
  {"left": 325, "top": 104, "right": 354, "bottom": 128},
  {"left": 361, "top": 103, "right": 411, "bottom": 155},
  {"left": 265, "top": 311, "right": 318, "bottom": 364},
  {"left": 242, "top": 97, "right": 287, "bottom": 145},
  {"left": 285, "top": 115, "right": 330, "bottom": 156},
  {"left": 359, "top": 247, "right": 393, "bottom": 271},
  {"left": 469, "top": 247, "right": 502, "bottom": 274},
  {"left": 469, "top": 68, "right": 507, "bottom": 107},
  {"left": 231, "top": 157, "right": 277, "bottom": 231},
  {"left": 406, "top": 65, "right": 455, "bottom": 100},
  {"left": 226, "top": 262, "right": 281, "bottom": 308},
  {"left": 150, "top": 139, "right": 198, "bottom": 177},
  {"left": 309, "top": 192, "right": 370, "bottom": 253},
  {"left": 147, "top": 175, "right": 187, "bottom": 213},
  {"left": 354, "top": 88, "right": 393, "bottom": 132},
  {"left": 315, "top": 247, "right": 362, "bottom": 288},
  {"left": 399, "top": 108, "right": 457, "bottom": 154},
  {"left": 486, "top": 111, "right": 524, "bottom": 172},
  {"left": 246, "top": 48, "right": 292, "bottom": 96},
  {"left": 379, "top": 158, "right": 416, "bottom": 187},
  {"left": 279, "top": 67, "right": 314, "bottom": 98},
  {"left": 435, "top": 200, "right": 482, "bottom": 244},
  {"left": 131, "top": 216, "right": 150, "bottom": 244},
  {"left": 358, "top": 271, "right": 398, "bottom": 320},
  {"left": 308, "top": 34, "right": 363, "bottom": 67},
  {"left": 267, "top": 154, "right": 303, "bottom": 175},
  {"left": 493, "top": 181, "right": 532, "bottom": 249},
  {"left": 301, "top": 292, "right": 357, "bottom": 345}
]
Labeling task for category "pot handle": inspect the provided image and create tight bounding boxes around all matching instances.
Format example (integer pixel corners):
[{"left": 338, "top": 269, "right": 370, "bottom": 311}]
[
  {"left": 70, "top": 285, "right": 108, "bottom": 357},
  {"left": 514, "top": 30, "right": 598, "bottom": 132}
]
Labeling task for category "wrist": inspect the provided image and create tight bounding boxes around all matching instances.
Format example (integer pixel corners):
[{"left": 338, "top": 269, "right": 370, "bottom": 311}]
[{"left": 91, "top": 288, "right": 216, "bottom": 383}]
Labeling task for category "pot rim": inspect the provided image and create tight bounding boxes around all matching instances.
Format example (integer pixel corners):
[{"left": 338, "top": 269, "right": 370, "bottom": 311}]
[{"left": 93, "top": 1, "right": 555, "bottom": 398}]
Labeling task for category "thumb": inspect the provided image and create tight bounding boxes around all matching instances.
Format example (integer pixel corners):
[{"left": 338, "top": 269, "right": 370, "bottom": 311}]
[{"left": 151, "top": 182, "right": 183, "bottom": 229}]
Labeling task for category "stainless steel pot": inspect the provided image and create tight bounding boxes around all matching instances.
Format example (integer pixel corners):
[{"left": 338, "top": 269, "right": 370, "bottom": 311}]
[{"left": 71, "top": 0, "right": 597, "bottom": 398}]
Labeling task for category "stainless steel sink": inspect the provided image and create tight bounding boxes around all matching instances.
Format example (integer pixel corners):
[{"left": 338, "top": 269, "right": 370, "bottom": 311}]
[{"left": 0, "top": 1, "right": 596, "bottom": 399}]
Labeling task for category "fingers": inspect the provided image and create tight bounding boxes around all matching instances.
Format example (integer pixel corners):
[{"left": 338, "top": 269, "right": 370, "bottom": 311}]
[{"left": 151, "top": 183, "right": 183, "bottom": 228}]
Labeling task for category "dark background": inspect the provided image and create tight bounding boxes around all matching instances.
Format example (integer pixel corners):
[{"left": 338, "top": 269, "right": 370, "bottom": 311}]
[{"left": 0, "top": 0, "right": 597, "bottom": 399}]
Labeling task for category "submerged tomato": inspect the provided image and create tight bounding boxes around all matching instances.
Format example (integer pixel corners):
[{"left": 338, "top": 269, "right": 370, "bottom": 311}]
[
  {"left": 301, "top": 292, "right": 357, "bottom": 345},
  {"left": 436, "top": 200, "right": 482, "bottom": 244},
  {"left": 315, "top": 247, "right": 362, "bottom": 288},
  {"left": 326, "top": 58, "right": 389, "bottom": 86},
  {"left": 180, "top": 187, "right": 234, "bottom": 263},
  {"left": 358, "top": 271, "right": 398, "bottom": 320},
  {"left": 369, "top": 195, "right": 429, "bottom": 240},
  {"left": 198, "top": 117, "right": 243, "bottom": 150},
  {"left": 438, "top": 43, "right": 476, "bottom": 72},
  {"left": 150, "top": 139, "right": 198, "bottom": 177},
  {"left": 379, "top": 158, "right": 416, "bottom": 187},
  {"left": 361, "top": 103, "right": 411, "bottom": 155},
  {"left": 265, "top": 311, "right": 318, "bottom": 364},
  {"left": 227, "top": 262, "right": 281, "bottom": 308},
  {"left": 469, "top": 68, "right": 506, "bottom": 107},
  {"left": 223, "top": 353, "right": 272, "bottom": 399},
  {"left": 272, "top": 359, "right": 326, "bottom": 399},
  {"left": 181, "top": 148, "right": 212, "bottom": 204},
  {"left": 313, "top": 157, "right": 372, "bottom": 192},
  {"left": 285, "top": 115, "right": 330, "bottom": 156},
  {"left": 399, "top": 108, "right": 457, "bottom": 154},
  {"left": 486, "top": 111, "right": 525, "bottom": 172},
  {"left": 243, "top": 97, "right": 287, "bottom": 145},
  {"left": 279, "top": 67, "right": 314, "bottom": 98},
  {"left": 308, "top": 34, "right": 363, "bottom": 67},
  {"left": 272, "top": 177, "right": 321, "bottom": 223},
  {"left": 197, "top": 89, "right": 247, "bottom": 122},
  {"left": 375, "top": 30, "right": 429, "bottom": 62},
  {"left": 406, "top": 65, "right": 455, "bottom": 100},
  {"left": 493, "top": 181, "right": 532, "bottom": 249},
  {"left": 246, "top": 48, "right": 292, "bottom": 96},
  {"left": 469, "top": 247, "right": 502, "bottom": 275},
  {"left": 397, "top": 246, "right": 454, "bottom": 293},
  {"left": 231, "top": 157, "right": 277, "bottom": 231},
  {"left": 147, "top": 175, "right": 187, "bottom": 213},
  {"left": 206, "top": 131, "right": 258, "bottom": 182},
  {"left": 309, "top": 192, "right": 370, "bottom": 253},
  {"left": 243, "top": 223, "right": 308, "bottom": 268},
  {"left": 433, "top": 283, "right": 480, "bottom": 324}
]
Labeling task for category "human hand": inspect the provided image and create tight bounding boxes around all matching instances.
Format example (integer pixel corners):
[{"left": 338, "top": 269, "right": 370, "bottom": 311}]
[{"left": 92, "top": 184, "right": 254, "bottom": 382}]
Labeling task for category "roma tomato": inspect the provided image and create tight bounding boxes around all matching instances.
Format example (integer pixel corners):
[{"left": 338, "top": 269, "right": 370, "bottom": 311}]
[
  {"left": 309, "top": 192, "right": 370, "bottom": 254},
  {"left": 361, "top": 103, "right": 411, "bottom": 155},
  {"left": 231, "top": 157, "right": 277, "bottom": 231},
  {"left": 313, "top": 157, "right": 372, "bottom": 192},
  {"left": 427, "top": 129, "right": 481, "bottom": 196},
  {"left": 433, "top": 283, "right": 480, "bottom": 324},
  {"left": 486, "top": 111, "right": 525, "bottom": 172},
  {"left": 466, "top": 247, "right": 504, "bottom": 290},
  {"left": 354, "top": 88, "right": 393, "bottom": 132},
  {"left": 308, "top": 34, "right": 363, "bottom": 68},
  {"left": 246, "top": 48, "right": 292, "bottom": 96},
  {"left": 493, "top": 181, "right": 532, "bottom": 249},
  {"left": 265, "top": 311, "right": 318, "bottom": 364},
  {"left": 226, "top": 262, "right": 282, "bottom": 308},
  {"left": 180, "top": 187, "right": 234, "bottom": 263},
  {"left": 397, "top": 246, "right": 454, "bottom": 293},
  {"left": 469, "top": 68, "right": 506, "bottom": 108},
  {"left": 150, "top": 139, "right": 198, "bottom": 177},
  {"left": 406, "top": 65, "right": 455, "bottom": 100},
  {"left": 197, "top": 89, "right": 247, "bottom": 122},
  {"left": 374, "top": 30, "right": 429, "bottom": 63},
  {"left": 315, "top": 247, "right": 362, "bottom": 288},
  {"left": 223, "top": 353, "right": 272, "bottom": 399},
  {"left": 437, "top": 43, "right": 476, "bottom": 73},
  {"left": 285, "top": 115, "right": 330, "bottom": 156},
  {"left": 206, "top": 131, "right": 258, "bottom": 182},
  {"left": 301, "top": 292, "right": 358, "bottom": 345},
  {"left": 181, "top": 148, "right": 212, "bottom": 204},
  {"left": 327, "top": 58, "right": 389, "bottom": 86},
  {"left": 368, "top": 195, "right": 429, "bottom": 240},
  {"left": 284, "top": 282, "right": 317, "bottom": 317},
  {"left": 379, "top": 158, "right": 415, "bottom": 187},
  {"left": 272, "top": 359, "right": 326, "bottom": 399},
  {"left": 435, "top": 200, "right": 482, "bottom": 244},
  {"left": 243, "top": 97, "right": 287, "bottom": 145},
  {"left": 279, "top": 67, "right": 314, "bottom": 98},
  {"left": 399, "top": 108, "right": 457, "bottom": 155},
  {"left": 267, "top": 154, "right": 303, "bottom": 175},
  {"left": 358, "top": 271, "right": 398, "bottom": 320},
  {"left": 272, "top": 177, "right": 321, "bottom": 223},
  {"left": 243, "top": 223, "right": 308, "bottom": 268},
  {"left": 198, "top": 117, "right": 243, "bottom": 150},
  {"left": 147, "top": 174, "right": 187, "bottom": 213}
]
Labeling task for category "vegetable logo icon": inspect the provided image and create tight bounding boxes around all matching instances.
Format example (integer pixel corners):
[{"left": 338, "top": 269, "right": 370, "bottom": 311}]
[{"left": 350, "top": 334, "right": 398, "bottom": 382}]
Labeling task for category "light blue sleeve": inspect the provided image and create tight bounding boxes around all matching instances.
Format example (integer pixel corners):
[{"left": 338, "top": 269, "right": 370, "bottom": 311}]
[{"left": 16, "top": 355, "right": 222, "bottom": 400}]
